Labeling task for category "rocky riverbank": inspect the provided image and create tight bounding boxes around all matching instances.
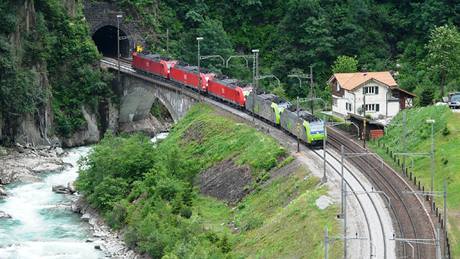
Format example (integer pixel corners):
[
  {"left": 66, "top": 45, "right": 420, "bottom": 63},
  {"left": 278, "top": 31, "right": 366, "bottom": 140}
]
[
  {"left": 0, "top": 144, "right": 66, "bottom": 187},
  {"left": 0, "top": 145, "right": 144, "bottom": 258},
  {"left": 71, "top": 196, "right": 146, "bottom": 259}
]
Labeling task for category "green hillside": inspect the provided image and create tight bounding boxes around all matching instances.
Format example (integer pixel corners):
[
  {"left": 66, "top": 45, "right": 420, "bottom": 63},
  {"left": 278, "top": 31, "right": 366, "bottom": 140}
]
[
  {"left": 369, "top": 105, "right": 460, "bottom": 257},
  {"left": 77, "top": 104, "right": 341, "bottom": 258}
]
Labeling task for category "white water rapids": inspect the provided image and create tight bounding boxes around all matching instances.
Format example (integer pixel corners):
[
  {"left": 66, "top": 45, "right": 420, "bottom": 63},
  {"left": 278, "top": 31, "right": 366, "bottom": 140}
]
[{"left": 0, "top": 147, "right": 103, "bottom": 259}]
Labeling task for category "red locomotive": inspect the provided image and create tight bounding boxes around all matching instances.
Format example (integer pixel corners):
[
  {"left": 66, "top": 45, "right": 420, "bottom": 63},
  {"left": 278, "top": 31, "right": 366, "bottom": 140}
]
[
  {"left": 207, "top": 76, "right": 251, "bottom": 107},
  {"left": 132, "top": 51, "right": 248, "bottom": 106},
  {"left": 170, "top": 64, "right": 215, "bottom": 92},
  {"left": 132, "top": 52, "right": 177, "bottom": 78}
]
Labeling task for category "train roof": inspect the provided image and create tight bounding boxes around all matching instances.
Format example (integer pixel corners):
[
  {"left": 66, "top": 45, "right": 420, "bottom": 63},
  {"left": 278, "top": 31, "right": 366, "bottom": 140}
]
[
  {"left": 174, "top": 64, "right": 213, "bottom": 74},
  {"left": 212, "top": 76, "right": 251, "bottom": 89},
  {"left": 287, "top": 107, "right": 321, "bottom": 122},
  {"left": 137, "top": 52, "right": 173, "bottom": 61},
  {"left": 258, "top": 93, "right": 289, "bottom": 105}
]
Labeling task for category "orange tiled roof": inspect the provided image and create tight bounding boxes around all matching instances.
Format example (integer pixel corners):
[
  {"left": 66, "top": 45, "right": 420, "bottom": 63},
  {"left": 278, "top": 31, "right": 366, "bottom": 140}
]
[{"left": 330, "top": 71, "right": 398, "bottom": 91}]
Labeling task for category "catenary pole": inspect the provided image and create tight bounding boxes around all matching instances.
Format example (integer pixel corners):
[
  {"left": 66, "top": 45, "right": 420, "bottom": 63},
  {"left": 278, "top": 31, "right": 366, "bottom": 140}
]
[
  {"left": 196, "top": 37, "right": 203, "bottom": 101},
  {"left": 251, "top": 49, "right": 259, "bottom": 122},
  {"left": 322, "top": 116, "right": 327, "bottom": 183},
  {"left": 116, "top": 14, "right": 122, "bottom": 87},
  {"left": 402, "top": 110, "right": 407, "bottom": 174},
  {"left": 444, "top": 178, "right": 448, "bottom": 259},
  {"left": 343, "top": 182, "right": 348, "bottom": 259}
]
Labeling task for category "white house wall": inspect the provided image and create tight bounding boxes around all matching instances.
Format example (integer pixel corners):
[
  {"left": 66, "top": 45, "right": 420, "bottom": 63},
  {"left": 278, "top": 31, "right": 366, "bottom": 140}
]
[{"left": 332, "top": 80, "right": 401, "bottom": 119}]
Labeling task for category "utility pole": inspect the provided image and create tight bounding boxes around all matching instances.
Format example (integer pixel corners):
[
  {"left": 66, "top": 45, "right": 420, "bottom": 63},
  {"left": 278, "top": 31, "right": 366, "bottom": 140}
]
[
  {"left": 341, "top": 145, "right": 345, "bottom": 216},
  {"left": 363, "top": 94, "right": 367, "bottom": 148},
  {"left": 252, "top": 49, "right": 259, "bottom": 122},
  {"left": 116, "top": 14, "right": 123, "bottom": 87},
  {"left": 296, "top": 96, "right": 300, "bottom": 152},
  {"left": 426, "top": 119, "right": 436, "bottom": 210},
  {"left": 166, "top": 28, "right": 169, "bottom": 53},
  {"left": 288, "top": 74, "right": 310, "bottom": 153},
  {"left": 309, "top": 65, "right": 314, "bottom": 114},
  {"left": 322, "top": 116, "right": 327, "bottom": 183},
  {"left": 343, "top": 182, "right": 348, "bottom": 259},
  {"left": 196, "top": 37, "right": 204, "bottom": 101},
  {"left": 402, "top": 110, "right": 407, "bottom": 174}
]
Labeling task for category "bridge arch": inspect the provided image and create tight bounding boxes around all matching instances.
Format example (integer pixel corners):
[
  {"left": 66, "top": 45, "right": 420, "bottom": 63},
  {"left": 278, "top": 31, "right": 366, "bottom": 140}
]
[{"left": 117, "top": 74, "right": 196, "bottom": 124}]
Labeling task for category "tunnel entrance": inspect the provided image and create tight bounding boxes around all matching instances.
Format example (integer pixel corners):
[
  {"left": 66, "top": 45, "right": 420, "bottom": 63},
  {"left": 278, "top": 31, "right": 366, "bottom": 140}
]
[{"left": 92, "top": 25, "right": 130, "bottom": 58}]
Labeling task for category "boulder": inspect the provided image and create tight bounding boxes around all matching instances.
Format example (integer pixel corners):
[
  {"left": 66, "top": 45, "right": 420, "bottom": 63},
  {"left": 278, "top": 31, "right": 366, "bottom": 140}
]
[
  {"left": 0, "top": 187, "right": 7, "bottom": 197},
  {"left": 32, "top": 163, "right": 65, "bottom": 174},
  {"left": 67, "top": 182, "right": 76, "bottom": 194},
  {"left": 0, "top": 211, "right": 11, "bottom": 219},
  {"left": 52, "top": 184, "right": 72, "bottom": 194},
  {"left": 0, "top": 147, "right": 7, "bottom": 156},
  {"left": 55, "top": 147, "right": 65, "bottom": 156},
  {"left": 81, "top": 213, "right": 91, "bottom": 222}
]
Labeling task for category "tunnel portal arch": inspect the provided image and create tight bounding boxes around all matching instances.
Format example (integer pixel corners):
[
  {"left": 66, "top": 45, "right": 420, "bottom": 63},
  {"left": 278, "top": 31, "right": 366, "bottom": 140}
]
[{"left": 92, "top": 25, "right": 130, "bottom": 58}]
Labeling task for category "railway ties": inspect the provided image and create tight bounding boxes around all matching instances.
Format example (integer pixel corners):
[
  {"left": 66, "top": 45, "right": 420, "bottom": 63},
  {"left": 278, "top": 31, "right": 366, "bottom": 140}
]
[{"left": 326, "top": 126, "right": 437, "bottom": 259}]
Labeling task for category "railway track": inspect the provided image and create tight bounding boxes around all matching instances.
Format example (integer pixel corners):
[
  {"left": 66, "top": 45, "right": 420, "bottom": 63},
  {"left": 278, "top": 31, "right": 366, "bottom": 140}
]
[
  {"left": 326, "top": 127, "right": 436, "bottom": 259},
  {"left": 100, "top": 57, "right": 436, "bottom": 258}
]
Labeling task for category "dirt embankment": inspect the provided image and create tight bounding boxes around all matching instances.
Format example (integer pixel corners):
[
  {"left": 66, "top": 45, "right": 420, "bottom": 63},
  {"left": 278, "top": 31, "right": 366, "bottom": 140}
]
[{"left": 198, "top": 159, "right": 252, "bottom": 204}]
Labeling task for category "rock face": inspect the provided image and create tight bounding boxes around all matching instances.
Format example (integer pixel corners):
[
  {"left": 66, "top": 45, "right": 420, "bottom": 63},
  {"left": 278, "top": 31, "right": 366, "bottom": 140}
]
[
  {"left": 62, "top": 106, "right": 101, "bottom": 147},
  {"left": 118, "top": 114, "right": 169, "bottom": 137},
  {"left": 0, "top": 146, "right": 66, "bottom": 185},
  {"left": 198, "top": 159, "right": 253, "bottom": 204}
]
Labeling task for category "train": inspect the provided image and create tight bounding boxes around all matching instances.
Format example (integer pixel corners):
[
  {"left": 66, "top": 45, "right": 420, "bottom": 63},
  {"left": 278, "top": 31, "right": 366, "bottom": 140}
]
[{"left": 131, "top": 51, "right": 325, "bottom": 145}]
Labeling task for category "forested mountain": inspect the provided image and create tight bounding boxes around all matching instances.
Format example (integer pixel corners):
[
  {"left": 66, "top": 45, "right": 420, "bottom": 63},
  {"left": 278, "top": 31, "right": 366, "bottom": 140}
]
[{"left": 117, "top": 0, "right": 460, "bottom": 103}]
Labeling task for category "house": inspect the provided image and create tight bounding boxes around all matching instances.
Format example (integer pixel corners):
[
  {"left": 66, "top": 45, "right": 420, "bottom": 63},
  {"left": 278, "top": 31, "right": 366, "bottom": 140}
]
[{"left": 328, "top": 71, "right": 415, "bottom": 121}]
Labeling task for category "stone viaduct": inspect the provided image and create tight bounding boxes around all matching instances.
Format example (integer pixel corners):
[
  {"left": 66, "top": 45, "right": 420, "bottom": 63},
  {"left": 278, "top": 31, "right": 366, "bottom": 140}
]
[
  {"left": 84, "top": 1, "right": 197, "bottom": 133},
  {"left": 114, "top": 67, "right": 197, "bottom": 124}
]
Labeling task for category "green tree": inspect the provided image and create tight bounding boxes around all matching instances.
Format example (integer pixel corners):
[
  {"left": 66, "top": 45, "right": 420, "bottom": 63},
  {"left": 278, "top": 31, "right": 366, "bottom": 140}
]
[
  {"left": 425, "top": 25, "right": 460, "bottom": 97},
  {"left": 332, "top": 56, "right": 358, "bottom": 73}
]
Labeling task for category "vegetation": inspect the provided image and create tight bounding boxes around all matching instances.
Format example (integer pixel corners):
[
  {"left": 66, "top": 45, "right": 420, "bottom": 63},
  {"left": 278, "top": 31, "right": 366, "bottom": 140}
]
[
  {"left": 116, "top": 0, "right": 460, "bottom": 104},
  {"left": 36, "top": 0, "right": 112, "bottom": 137},
  {"left": 76, "top": 104, "right": 340, "bottom": 258},
  {"left": 0, "top": 0, "right": 112, "bottom": 141},
  {"left": 369, "top": 105, "right": 460, "bottom": 257}
]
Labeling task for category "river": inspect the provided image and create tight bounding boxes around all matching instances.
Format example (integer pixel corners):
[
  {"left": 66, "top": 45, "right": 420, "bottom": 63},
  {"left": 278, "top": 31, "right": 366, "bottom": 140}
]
[{"left": 0, "top": 147, "right": 104, "bottom": 259}]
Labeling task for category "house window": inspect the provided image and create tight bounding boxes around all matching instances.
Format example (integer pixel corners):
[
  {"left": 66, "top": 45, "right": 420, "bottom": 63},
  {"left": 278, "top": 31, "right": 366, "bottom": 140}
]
[
  {"left": 333, "top": 98, "right": 337, "bottom": 107},
  {"left": 346, "top": 103, "right": 352, "bottom": 112},
  {"left": 336, "top": 82, "right": 340, "bottom": 92},
  {"left": 364, "top": 104, "right": 380, "bottom": 112},
  {"left": 363, "top": 86, "right": 379, "bottom": 95}
]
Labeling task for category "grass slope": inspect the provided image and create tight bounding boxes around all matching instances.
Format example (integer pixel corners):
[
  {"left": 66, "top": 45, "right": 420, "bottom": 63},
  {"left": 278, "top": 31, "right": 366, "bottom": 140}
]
[
  {"left": 77, "top": 104, "right": 341, "bottom": 258},
  {"left": 369, "top": 105, "right": 460, "bottom": 257},
  {"left": 195, "top": 165, "right": 342, "bottom": 259}
]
